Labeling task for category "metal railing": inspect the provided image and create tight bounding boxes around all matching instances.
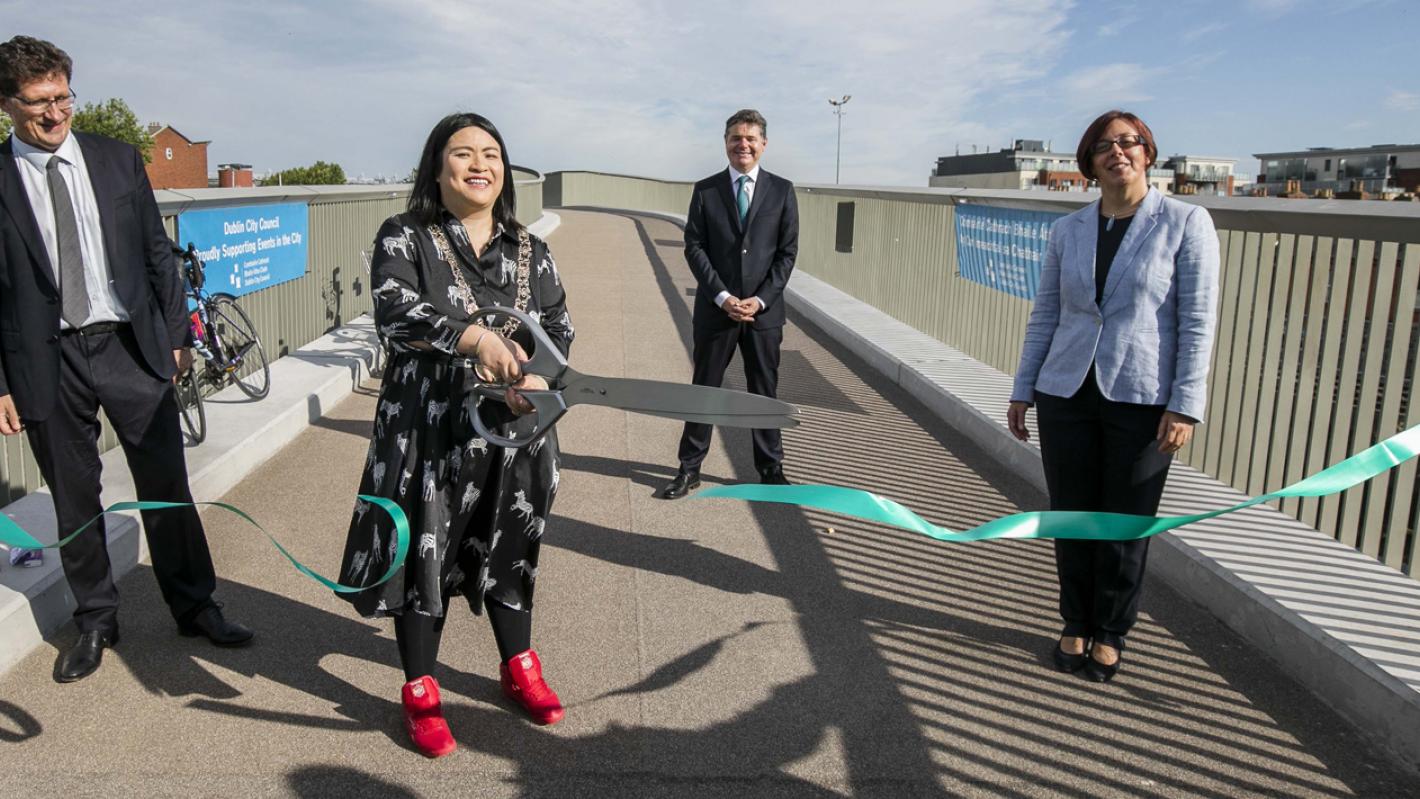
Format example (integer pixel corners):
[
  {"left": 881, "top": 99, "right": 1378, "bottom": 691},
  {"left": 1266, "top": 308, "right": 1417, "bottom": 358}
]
[
  {"left": 0, "top": 170, "right": 546, "bottom": 505},
  {"left": 544, "top": 170, "right": 1420, "bottom": 577}
]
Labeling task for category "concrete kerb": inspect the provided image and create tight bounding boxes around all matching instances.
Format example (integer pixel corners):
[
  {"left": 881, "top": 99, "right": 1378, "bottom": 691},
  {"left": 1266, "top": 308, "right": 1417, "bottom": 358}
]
[
  {"left": 0, "top": 315, "right": 382, "bottom": 676},
  {"left": 784, "top": 271, "right": 1420, "bottom": 777}
]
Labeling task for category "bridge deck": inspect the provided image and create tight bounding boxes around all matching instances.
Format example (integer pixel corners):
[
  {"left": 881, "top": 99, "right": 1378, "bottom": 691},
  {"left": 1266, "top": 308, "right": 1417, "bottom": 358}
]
[{"left": 0, "top": 209, "right": 1410, "bottom": 797}]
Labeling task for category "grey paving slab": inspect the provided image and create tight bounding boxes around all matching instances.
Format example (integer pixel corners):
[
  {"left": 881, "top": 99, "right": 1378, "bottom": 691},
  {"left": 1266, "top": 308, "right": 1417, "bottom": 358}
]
[{"left": 0, "top": 210, "right": 1413, "bottom": 797}]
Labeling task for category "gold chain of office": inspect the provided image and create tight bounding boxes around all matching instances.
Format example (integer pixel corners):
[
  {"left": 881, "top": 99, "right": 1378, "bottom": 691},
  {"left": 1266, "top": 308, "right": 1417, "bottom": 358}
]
[{"left": 427, "top": 223, "right": 531, "bottom": 338}]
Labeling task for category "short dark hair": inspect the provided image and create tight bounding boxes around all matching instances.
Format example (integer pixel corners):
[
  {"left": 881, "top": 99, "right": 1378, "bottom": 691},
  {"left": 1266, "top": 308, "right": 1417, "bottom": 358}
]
[
  {"left": 724, "top": 109, "right": 767, "bottom": 139},
  {"left": 0, "top": 36, "right": 73, "bottom": 97},
  {"left": 407, "top": 112, "right": 521, "bottom": 232},
  {"left": 1075, "top": 110, "right": 1157, "bottom": 182}
]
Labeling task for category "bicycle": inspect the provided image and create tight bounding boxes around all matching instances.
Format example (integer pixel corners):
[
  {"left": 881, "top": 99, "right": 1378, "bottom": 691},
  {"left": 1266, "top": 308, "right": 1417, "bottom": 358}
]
[
  {"left": 174, "top": 243, "right": 272, "bottom": 407},
  {"left": 174, "top": 363, "right": 206, "bottom": 445}
]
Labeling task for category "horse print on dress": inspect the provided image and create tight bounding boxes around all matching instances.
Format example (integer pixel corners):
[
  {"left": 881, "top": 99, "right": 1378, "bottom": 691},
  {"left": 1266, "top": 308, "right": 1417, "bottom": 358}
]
[
  {"left": 538, "top": 253, "right": 560, "bottom": 286},
  {"left": 511, "top": 490, "right": 536, "bottom": 524},
  {"left": 426, "top": 399, "right": 449, "bottom": 426},
  {"left": 460, "top": 483, "right": 481, "bottom": 514},
  {"left": 379, "top": 321, "right": 410, "bottom": 340},
  {"left": 498, "top": 252, "right": 517, "bottom": 286},
  {"left": 449, "top": 221, "right": 470, "bottom": 248},
  {"left": 382, "top": 226, "right": 416, "bottom": 260}
]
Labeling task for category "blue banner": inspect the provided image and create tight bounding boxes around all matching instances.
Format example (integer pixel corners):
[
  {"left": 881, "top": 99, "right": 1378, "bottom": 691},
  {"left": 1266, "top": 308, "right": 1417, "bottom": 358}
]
[
  {"left": 177, "top": 203, "right": 309, "bottom": 296},
  {"left": 954, "top": 205, "right": 1064, "bottom": 300}
]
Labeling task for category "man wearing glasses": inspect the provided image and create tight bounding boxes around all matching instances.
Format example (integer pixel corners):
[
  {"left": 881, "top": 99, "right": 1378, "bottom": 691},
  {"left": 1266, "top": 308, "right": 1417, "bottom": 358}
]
[{"left": 0, "top": 35, "right": 252, "bottom": 683}]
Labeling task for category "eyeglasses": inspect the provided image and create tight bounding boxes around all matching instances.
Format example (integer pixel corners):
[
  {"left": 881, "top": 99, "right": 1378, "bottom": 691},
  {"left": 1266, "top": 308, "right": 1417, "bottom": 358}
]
[
  {"left": 1091, "top": 134, "right": 1146, "bottom": 155},
  {"left": 8, "top": 91, "right": 76, "bottom": 112}
]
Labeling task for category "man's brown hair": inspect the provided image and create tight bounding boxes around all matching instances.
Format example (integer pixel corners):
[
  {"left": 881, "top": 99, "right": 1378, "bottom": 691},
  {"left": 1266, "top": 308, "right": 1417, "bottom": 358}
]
[
  {"left": 0, "top": 36, "right": 73, "bottom": 98},
  {"left": 725, "top": 109, "right": 767, "bottom": 139}
]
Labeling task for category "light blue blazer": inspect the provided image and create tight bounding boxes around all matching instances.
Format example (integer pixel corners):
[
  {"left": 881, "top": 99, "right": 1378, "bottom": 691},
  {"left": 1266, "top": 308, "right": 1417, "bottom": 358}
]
[{"left": 1010, "top": 188, "right": 1220, "bottom": 421}]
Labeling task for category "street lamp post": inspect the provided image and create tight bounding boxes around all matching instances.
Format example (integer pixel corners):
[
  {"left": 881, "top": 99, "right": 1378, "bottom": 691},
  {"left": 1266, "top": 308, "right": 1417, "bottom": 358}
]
[{"left": 828, "top": 95, "right": 851, "bottom": 184}]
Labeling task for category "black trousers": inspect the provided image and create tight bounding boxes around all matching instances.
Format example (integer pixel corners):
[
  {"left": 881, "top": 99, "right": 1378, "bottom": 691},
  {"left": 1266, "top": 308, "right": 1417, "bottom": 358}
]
[
  {"left": 24, "top": 325, "right": 216, "bottom": 634},
  {"left": 1035, "top": 375, "right": 1172, "bottom": 650},
  {"left": 677, "top": 323, "right": 783, "bottom": 472}
]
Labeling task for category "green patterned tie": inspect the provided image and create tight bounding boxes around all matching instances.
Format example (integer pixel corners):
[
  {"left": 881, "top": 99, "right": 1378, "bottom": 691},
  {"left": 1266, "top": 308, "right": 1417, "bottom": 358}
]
[{"left": 736, "top": 175, "right": 750, "bottom": 223}]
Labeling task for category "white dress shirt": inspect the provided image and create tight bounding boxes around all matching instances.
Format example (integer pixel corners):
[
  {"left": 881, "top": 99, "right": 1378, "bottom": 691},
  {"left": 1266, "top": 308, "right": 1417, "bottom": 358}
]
[
  {"left": 714, "top": 164, "right": 764, "bottom": 313},
  {"left": 10, "top": 133, "right": 128, "bottom": 328}
]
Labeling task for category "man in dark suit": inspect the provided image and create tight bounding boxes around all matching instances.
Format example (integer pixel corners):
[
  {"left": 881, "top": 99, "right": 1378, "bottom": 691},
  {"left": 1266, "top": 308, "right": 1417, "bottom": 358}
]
[
  {"left": 0, "top": 36, "right": 251, "bottom": 683},
  {"left": 661, "top": 109, "right": 799, "bottom": 499}
]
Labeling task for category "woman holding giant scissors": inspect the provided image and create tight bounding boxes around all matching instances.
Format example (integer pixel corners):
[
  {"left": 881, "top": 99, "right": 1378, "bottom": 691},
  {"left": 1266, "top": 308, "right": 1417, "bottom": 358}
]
[
  {"left": 336, "top": 112, "right": 574, "bottom": 757},
  {"left": 1007, "top": 110, "right": 1219, "bottom": 682}
]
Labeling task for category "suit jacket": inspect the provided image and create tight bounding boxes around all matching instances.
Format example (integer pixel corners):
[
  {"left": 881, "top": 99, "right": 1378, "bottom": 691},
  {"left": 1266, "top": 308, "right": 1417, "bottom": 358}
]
[
  {"left": 0, "top": 132, "right": 187, "bottom": 422},
  {"left": 684, "top": 168, "right": 799, "bottom": 334},
  {"left": 1010, "top": 188, "right": 1220, "bottom": 421}
]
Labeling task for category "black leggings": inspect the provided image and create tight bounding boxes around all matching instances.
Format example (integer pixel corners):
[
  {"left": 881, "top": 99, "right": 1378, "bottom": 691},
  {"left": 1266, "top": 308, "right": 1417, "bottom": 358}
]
[{"left": 395, "top": 599, "right": 533, "bottom": 682}]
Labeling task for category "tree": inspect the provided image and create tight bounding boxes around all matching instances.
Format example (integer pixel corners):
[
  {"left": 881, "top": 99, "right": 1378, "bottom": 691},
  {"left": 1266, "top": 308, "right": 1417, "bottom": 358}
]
[
  {"left": 71, "top": 98, "right": 153, "bottom": 163},
  {"left": 260, "top": 161, "right": 347, "bottom": 186},
  {"left": 0, "top": 113, "right": 11, "bottom": 141}
]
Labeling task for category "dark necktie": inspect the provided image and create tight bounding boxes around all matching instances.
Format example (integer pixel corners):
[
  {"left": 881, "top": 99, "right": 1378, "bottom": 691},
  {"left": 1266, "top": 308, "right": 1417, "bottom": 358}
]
[
  {"left": 736, "top": 175, "right": 750, "bottom": 224},
  {"left": 47, "top": 155, "right": 91, "bottom": 328}
]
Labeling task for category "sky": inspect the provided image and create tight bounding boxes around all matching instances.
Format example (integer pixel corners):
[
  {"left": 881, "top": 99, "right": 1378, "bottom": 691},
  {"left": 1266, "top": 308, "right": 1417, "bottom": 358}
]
[{"left": 4, "top": 0, "right": 1416, "bottom": 185}]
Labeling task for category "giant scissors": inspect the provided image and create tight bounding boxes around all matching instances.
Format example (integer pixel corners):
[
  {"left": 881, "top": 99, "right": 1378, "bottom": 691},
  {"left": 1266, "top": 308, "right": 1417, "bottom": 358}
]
[{"left": 469, "top": 306, "right": 799, "bottom": 448}]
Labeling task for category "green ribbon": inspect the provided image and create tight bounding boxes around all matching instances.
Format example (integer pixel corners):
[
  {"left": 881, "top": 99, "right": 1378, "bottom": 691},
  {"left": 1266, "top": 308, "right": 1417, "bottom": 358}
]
[
  {"left": 697, "top": 424, "right": 1420, "bottom": 542},
  {"left": 0, "top": 494, "right": 408, "bottom": 593}
]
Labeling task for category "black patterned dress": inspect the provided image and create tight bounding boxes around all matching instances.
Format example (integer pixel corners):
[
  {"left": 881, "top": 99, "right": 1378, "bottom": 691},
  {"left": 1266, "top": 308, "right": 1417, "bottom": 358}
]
[{"left": 336, "top": 212, "right": 573, "bottom": 619}]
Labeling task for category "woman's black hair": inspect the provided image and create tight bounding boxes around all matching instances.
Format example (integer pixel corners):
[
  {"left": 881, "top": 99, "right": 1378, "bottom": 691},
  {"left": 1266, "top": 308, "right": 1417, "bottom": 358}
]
[{"left": 407, "top": 112, "right": 521, "bottom": 231}]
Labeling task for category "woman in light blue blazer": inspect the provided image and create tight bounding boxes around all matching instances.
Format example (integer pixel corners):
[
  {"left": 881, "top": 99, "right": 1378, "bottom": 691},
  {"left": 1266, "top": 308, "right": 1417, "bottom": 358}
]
[{"left": 1007, "top": 110, "right": 1219, "bottom": 682}]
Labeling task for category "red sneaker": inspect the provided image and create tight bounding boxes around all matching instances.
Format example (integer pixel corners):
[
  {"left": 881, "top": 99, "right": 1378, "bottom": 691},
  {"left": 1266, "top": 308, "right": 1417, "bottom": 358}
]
[
  {"left": 500, "top": 649, "right": 565, "bottom": 725},
  {"left": 401, "top": 675, "right": 456, "bottom": 758}
]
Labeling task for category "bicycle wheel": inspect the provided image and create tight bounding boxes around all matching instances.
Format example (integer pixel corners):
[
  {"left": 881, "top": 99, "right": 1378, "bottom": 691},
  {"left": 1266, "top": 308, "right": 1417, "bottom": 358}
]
[
  {"left": 175, "top": 367, "right": 207, "bottom": 445},
  {"left": 208, "top": 294, "right": 271, "bottom": 399}
]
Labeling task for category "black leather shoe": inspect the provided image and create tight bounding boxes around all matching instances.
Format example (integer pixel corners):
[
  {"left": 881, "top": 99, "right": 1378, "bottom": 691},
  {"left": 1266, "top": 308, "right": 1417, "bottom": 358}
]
[
  {"left": 178, "top": 604, "right": 254, "bottom": 647},
  {"left": 660, "top": 470, "right": 701, "bottom": 500},
  {"left": 1053, "top": 642, "right": 1088, "bottom": 673},
  {"left": 759, "top": 465, "right": 791, "bottom": 485},
  {"left": 1083, "top": 646, "right": 1122, "bottom": 683},
  {"left": 55, "top": 629, "right": 118, "bottom": 683}
]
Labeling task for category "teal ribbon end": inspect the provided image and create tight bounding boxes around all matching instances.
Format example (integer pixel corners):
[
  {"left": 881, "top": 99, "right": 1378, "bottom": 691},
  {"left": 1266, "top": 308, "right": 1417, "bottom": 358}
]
[{"left": 692, "top": 424, "right": 1420, "bottom": 545}]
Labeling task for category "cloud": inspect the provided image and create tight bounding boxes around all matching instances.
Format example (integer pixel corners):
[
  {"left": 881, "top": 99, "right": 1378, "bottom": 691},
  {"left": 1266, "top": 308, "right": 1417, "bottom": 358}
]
[
  {"left": 5, "top": 0, "right": 1077, "bottom": 185},
  {"left": 1182, "top": 21, "right": 1228, "bottom": 42},
  {"left": 1245, "top": 0, "right": 1299, "bottom": 15},
  {"left": 1058, "top": 63, "right": 1157, "bottom": 107},
  {"left": 1385, "top": 89, "right": 1419, "bottom": 112}
]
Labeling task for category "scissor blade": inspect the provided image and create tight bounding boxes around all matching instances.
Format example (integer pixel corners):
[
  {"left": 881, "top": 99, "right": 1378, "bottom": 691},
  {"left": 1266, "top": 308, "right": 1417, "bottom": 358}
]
[{"left": 561, "top": 374, "right": 800, "bottom": 429}]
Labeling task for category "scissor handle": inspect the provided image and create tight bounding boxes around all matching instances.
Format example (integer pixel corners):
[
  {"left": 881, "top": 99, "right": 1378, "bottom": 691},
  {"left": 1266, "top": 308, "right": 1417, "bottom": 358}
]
[
  {"left": 468, "top": 306, "right": 569, "bottom": 449},
  {"left": 470, "top": 385, "right": 569, "bottom": 449},
  {"left": 471, "top": 306, "right": 568, "bottom": 384}
]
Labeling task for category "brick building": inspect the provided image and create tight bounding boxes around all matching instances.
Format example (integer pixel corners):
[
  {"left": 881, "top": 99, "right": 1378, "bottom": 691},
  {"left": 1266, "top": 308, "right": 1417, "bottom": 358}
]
[
  {"left": 218, "top": 163, "right": 254, "bottom": 188},
  {"left": 144, "top": 124, "right": 209, "bottom": 189}
]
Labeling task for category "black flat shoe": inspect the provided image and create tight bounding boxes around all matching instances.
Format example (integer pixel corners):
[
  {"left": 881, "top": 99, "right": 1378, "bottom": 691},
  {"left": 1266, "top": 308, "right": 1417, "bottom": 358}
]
[
  {"left": 759, "top": 465, "right": 790, "bottom": 485},
  {"left": 659, "top": 470, "right": 700, "bottom": 500},
  {"left": 1083, "top": 646, "right": 1122, "bottom": 683},
  {"left": 1052, "top": 644, "right": 1088, "bottom": 673},
  {"left": 55, "top": 629, "right": 119, "bottom": 683},
  {"left": 178, "top": 603, "right": 254, "bottom": 647}
]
